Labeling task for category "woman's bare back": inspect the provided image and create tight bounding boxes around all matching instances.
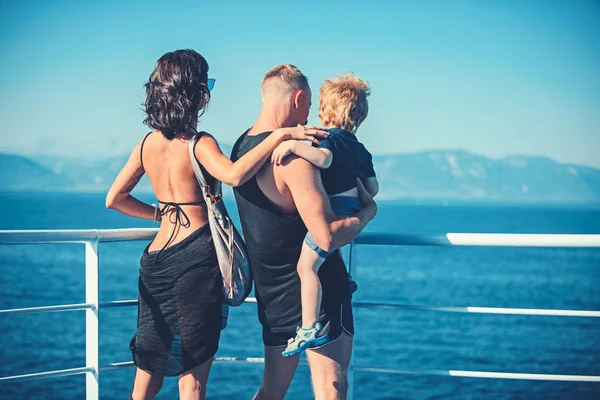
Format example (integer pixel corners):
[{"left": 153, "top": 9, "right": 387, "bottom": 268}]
[{"left": 141, "top": 131, "right": 210, "bottom": 252}]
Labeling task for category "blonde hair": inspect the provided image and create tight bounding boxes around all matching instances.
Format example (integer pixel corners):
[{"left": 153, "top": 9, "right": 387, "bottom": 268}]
[
  {"left": 319, "top": 73, "right": 371, "bottom": 132},
  {"left": 261, "top": 64, "right": 309, "bottom": 97}
]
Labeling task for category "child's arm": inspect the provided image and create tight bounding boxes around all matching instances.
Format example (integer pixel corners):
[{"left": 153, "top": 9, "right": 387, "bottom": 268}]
[
  {"left": 365, "top": 177, "right": 379, "bottom": 197},
  {"left": 271, "top": 141, "right": 333, "bottom": 169}
]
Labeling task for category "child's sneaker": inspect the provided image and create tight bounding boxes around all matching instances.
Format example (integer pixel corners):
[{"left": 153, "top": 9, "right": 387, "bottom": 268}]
[{"left": 282, "top": 322, "right": 330, "bottom": 357}]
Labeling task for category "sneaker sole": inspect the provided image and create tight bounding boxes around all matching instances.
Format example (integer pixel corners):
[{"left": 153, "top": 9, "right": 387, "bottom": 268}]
[
  {"left": 281, "top": 335, "right": 330, "bottom": 357},
  {"left": 308, "top": 334, "right": 330, "bottom": 348}
]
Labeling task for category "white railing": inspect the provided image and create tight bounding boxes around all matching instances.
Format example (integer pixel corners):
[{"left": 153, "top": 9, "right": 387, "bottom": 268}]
[{"left": 1, "top": 229, "right": 600, "bottom": 400}]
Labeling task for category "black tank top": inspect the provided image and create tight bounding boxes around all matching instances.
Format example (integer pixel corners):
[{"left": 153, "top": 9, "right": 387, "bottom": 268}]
[{"left": 231, "top": 130, "right": 351, "bottom": 333}]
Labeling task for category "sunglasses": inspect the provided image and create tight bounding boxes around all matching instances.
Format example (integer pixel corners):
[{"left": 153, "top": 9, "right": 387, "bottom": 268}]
[{"left": 207, "top": 78, "right": 216, "bottom": 92}]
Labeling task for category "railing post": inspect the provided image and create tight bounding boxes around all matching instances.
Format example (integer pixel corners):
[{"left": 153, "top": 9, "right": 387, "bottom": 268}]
[
  {"left": 347, "top": 242, "right": 356, "bottom": 277},
  {"left": 85, "top": 240, "right": 99, "bottom": 400},
  {"left": 347, "top": 242, "right": 358, "bottom": 400}
]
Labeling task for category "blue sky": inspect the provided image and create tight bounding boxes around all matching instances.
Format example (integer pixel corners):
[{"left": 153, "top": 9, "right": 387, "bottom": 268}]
[{"left": 0, "top": 0, "right": 599, "bottom": 167}]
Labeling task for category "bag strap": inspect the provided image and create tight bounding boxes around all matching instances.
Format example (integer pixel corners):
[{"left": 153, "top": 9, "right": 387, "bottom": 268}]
[
  {"left": 188, "top": 133, "right": 222, "bottom": 197},
  {"left": 188, "top": 134, "right": 208, "bottom": 187}
]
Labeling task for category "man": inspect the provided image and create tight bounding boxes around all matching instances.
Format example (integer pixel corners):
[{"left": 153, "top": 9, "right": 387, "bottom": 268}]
[{"left": 231, "top": 64, "right": 377, "bottom": 399}]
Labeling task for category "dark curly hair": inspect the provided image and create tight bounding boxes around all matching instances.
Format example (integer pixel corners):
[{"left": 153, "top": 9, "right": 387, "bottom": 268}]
[{"left": 143, "top": 49, "right": 211, "bottom": 140}]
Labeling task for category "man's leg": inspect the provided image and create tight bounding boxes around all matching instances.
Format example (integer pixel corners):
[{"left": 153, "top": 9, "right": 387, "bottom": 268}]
[
  {"left": 306, "top": 331, "right": 353, "bottom": 400},
  {"left": 254, "top": 345, "right": 300, "bottom": 400}
]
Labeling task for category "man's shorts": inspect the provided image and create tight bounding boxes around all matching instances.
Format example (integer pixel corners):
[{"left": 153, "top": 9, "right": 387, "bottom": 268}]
[{"left": 262, "top": 298, "right": 354, "bottom": 347}]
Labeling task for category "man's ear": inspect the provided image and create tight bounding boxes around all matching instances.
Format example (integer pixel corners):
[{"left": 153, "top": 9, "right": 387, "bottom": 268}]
[{"left": 292, "top": 89, "right": 304, "bottom": 109}]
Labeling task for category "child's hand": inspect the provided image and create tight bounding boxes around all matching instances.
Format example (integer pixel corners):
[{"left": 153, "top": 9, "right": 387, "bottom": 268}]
[{"left": 271, "top": 141, "right": 297, "bottom": 165}]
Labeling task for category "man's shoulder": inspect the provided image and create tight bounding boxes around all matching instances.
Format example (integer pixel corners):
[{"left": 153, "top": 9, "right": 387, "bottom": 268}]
[
  {"left": 277, "top": 154, "right": 319, "bottom": 180},
  {"left": 231, "top": 130, "right": 274, "bottom": 161},
  {"left": 230, "top": 130, "right": 249, "bottom": 161}
]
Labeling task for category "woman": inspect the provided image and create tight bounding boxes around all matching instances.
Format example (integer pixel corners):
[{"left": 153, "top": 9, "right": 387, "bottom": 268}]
[{"left": 106, "top": 49, "right": 326, "bottom": 400}]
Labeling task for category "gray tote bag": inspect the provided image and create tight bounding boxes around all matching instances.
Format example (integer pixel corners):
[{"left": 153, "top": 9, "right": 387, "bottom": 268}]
[{"left": 188, "top": 134, "right": 252, "bottom": 306}]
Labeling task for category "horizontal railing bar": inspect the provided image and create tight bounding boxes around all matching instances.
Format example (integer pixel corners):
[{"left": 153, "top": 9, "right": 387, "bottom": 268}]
[
  {"left": 213, "top": 357, "right": 308, "bottom": 365},
  {"left": 98, "top": 298, "right": 258, "bottom": 310},
  {"left": 97, "top": 360, "right": 600, "bottom": 383},
  {"left": 97, "top": 229, "right": 158, "bottom": 243},
  {"left": 0, "top": 367, "right": 93, "bottom": 383},
  {"left": 4, "top": 299, "right": 597, "bottom": 318},
  {"left": 0, "top": 303, "right": 94, "bottom": 316},
  {"left": 354, "top": 232, "right": 600, "bottom": 248},
  {"left": 0, "top": 230, "right": 100, "bottom": 244},
  {"left": 0, "top": 297, "right": 258, "bottom": 316},
  {"left": 353, "top": 302, "right": 600, "bottom": 317},
  {"left": 0, "top": 228, "right": 158, "bottom": 244},
  {"left": 99, "top": 300, "right": 138, "bottom": 308},
  {"left": 4, "top": 360, "right": 598, "bottom": 384},
  {"left": 2, "top": 229, "right": 600, "bottom": 248},
  {"left": 353, "top": 366, "right": 600, "bottom": 382},
  {"left": 100, "top": 358, "right": 307, "bottom": 373},
  {"left": 100, "top": 362, "right": 134, "bottom": 372}
]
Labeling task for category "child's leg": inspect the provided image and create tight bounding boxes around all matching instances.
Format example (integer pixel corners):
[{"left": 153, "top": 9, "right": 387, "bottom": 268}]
[
  {"left": 297, "top": 242, "right": 327, "bottom": 329},
  {"left": 282, "top": 236, "right": 332, "bottom": 356}
]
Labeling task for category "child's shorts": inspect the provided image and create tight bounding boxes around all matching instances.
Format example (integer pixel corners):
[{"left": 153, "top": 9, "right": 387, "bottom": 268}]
[{"left": 305, "top": 196, "right": 363, "bottom": 258}]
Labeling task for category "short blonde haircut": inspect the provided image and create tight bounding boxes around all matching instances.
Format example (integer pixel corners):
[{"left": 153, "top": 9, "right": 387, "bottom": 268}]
[
  {"left": 262, "top": 64, "right": 309, "bottom": 96},
  {"left": 319, "top": 73, "right": 371, "bottom": 132}
]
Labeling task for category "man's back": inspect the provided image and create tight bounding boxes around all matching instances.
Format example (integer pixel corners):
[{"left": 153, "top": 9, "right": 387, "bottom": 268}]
[{"left": 231, "top": 130, "right": 351, "bottom": 341}]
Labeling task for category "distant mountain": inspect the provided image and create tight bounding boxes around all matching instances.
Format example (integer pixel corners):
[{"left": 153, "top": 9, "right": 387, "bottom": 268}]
[
  {"left": 34, "top": 154, "right": 152, "bottom": 192},
  {"left": 0, "top": 153, "right": 71, "bottom": 191},
  {"left": 372, "top": 150, "right": 600, "bottom": 203},
  {"left": 2, "top": 149, "right": 599, "bottom": 204}
]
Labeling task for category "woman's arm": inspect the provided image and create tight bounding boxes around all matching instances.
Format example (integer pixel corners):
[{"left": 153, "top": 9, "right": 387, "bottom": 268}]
[
  {"left": 105, "top": 140, "right": 159, "bottom": 221},
  {"left": 195, "top": 126, "right": 327, "bottom": 187},
  {"left": 271, "top": 141, "right": 333, "bottom": 168}
]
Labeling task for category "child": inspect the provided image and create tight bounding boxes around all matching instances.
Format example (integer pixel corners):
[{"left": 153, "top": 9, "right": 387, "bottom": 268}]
[{"left": 271, "top": 73, "right": 379, "bottom": 356}]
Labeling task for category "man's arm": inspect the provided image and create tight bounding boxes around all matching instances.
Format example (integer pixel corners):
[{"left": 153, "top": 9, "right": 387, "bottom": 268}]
[{"left": 280, "top": 156, "right": 377, "bottom": 252}]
